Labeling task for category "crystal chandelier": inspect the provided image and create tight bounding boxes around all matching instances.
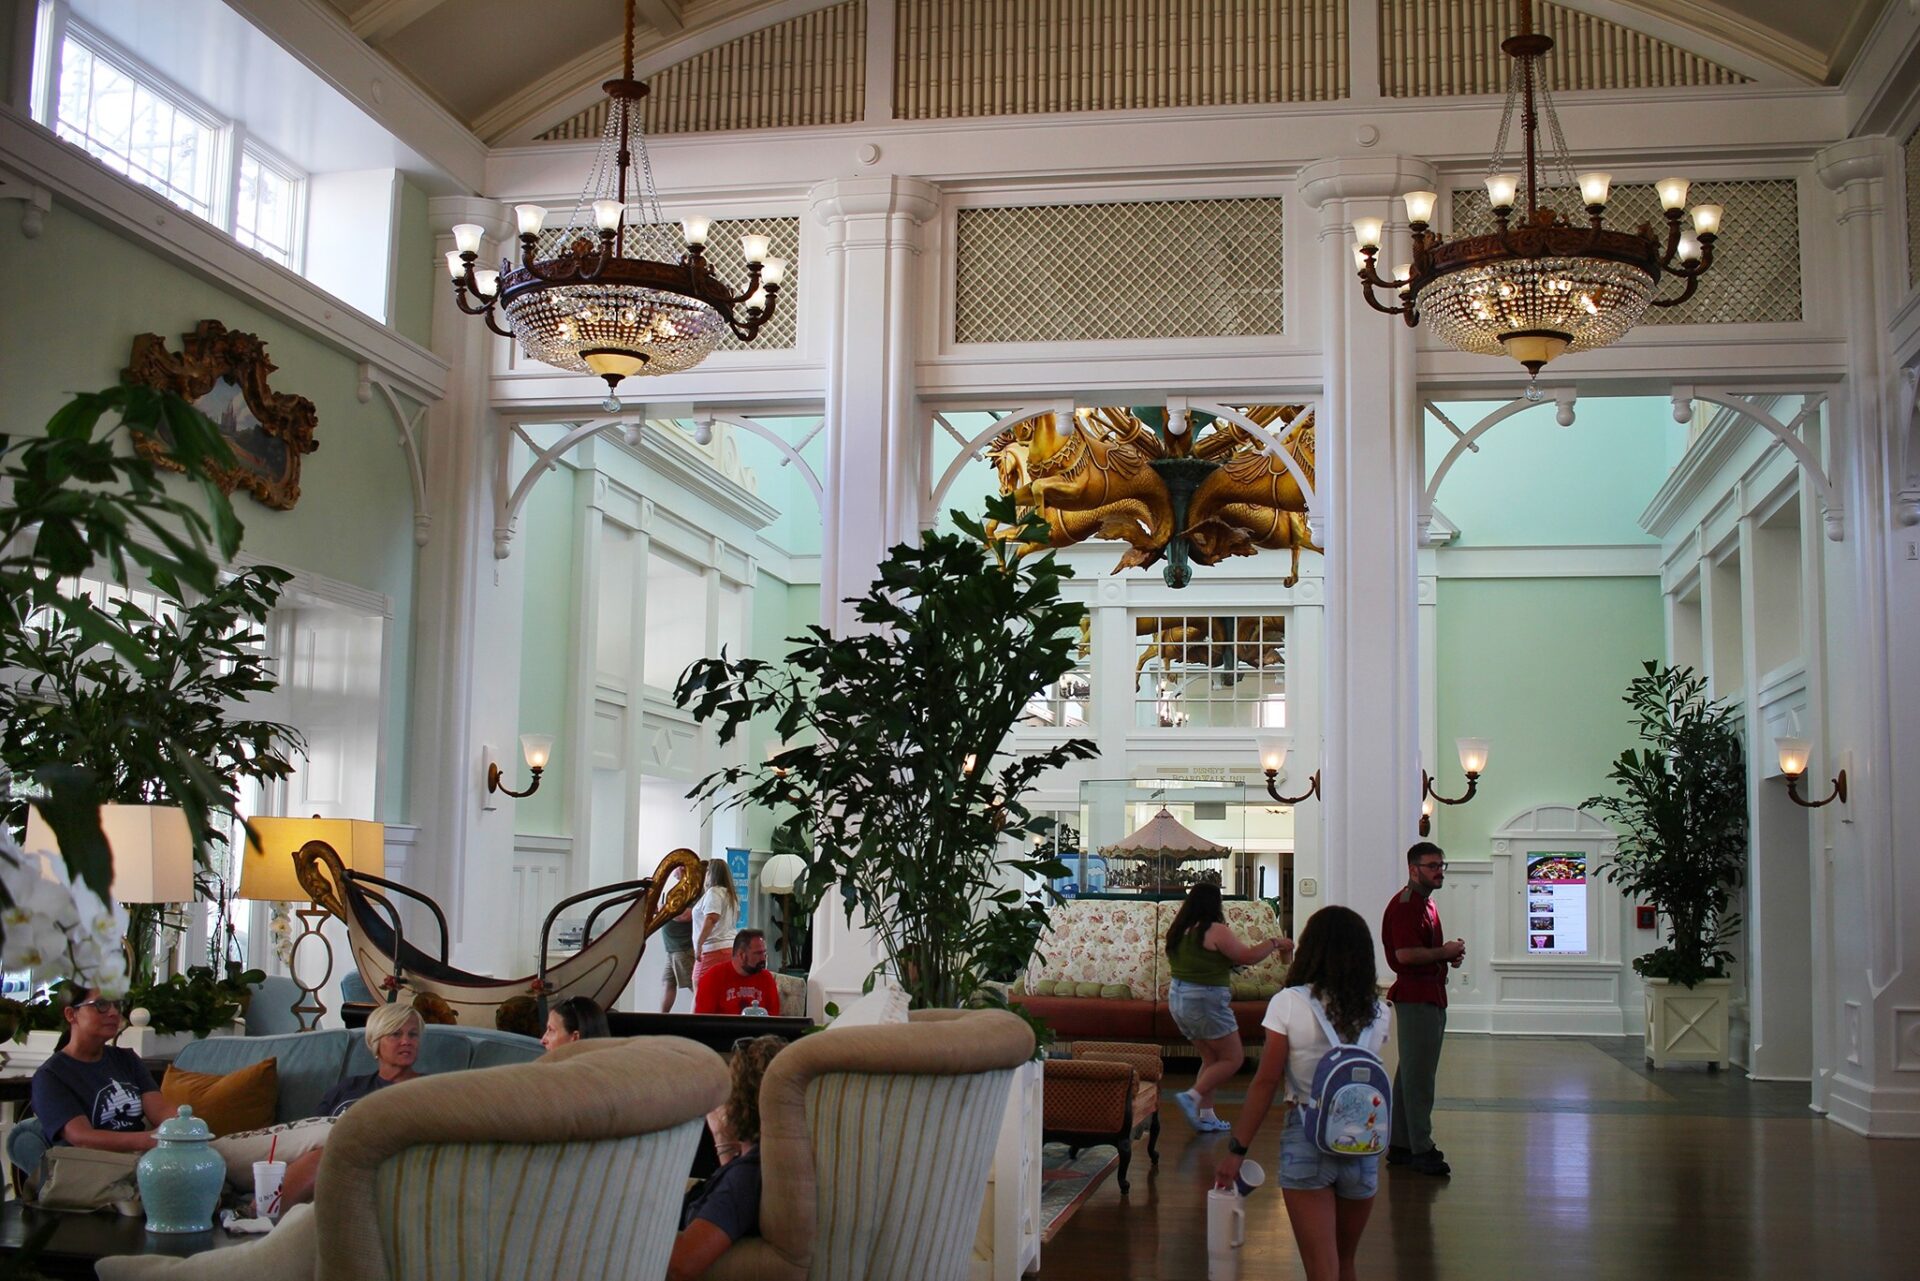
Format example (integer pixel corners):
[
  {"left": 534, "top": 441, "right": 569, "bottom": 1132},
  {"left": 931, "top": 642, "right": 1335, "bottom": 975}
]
[
  {"left": 1353, "top": 0, "right": 1723, "bottom": 387},
  {"left": 444, "top": 0, "right": 781, "bottom": 409}
]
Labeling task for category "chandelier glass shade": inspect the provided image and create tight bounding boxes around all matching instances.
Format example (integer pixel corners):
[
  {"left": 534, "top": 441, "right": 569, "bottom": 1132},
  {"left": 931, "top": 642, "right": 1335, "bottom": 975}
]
[
  {"left": 1353, "top": 0, "right": 1722, "bottom": 381},
  {"left": 444, "top": 0, "right": 779, "bottom": 408}
]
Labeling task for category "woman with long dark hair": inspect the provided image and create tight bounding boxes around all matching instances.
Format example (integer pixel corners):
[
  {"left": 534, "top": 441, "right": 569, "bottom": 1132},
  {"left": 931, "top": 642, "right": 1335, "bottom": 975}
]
[
  {"left": 1216, "top": 905, "right": 1392, "bottom": 1281},
  {"left": 1164, "top": 881, "right": 1292, "bottom": 1132},
  {"left": 541, "top": 994, "right": 611, "bottom": 1049}
]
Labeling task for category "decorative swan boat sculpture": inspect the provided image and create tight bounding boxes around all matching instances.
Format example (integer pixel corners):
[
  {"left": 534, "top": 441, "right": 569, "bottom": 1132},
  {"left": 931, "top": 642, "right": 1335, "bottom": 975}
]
[{"left": 294, "top": 841, "right": 705, "bottom": 1026}]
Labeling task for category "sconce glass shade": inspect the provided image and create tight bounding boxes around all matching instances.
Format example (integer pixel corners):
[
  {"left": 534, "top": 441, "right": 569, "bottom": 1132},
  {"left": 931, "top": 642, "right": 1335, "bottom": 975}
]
[
  {"left": 239, "top": 817, "right": 385, "bottom": 901},
  {"left": 760, "top": 852, "right": 808, "bottom": 895},
  {"left": 1256, "top": 735, "right": 1291, "bottom": 772},
  {"left": 520, "top": 734, "right": 555, "bottom": 770},
  {"left": 1455, "top": 737, "right": 1491, "bottom": 775},
  {"left": 24, "top": 804, "right": 193, "bottom": 904},
  {"left": 1774, "top": 736, "right": 1811, "bottom": 778}
]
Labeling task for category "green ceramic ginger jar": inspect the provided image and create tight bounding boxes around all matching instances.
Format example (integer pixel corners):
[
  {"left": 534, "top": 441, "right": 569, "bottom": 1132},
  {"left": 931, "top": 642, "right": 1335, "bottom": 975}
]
[{"left": 136, "top": 1106, "right": 224, "bottom": 1233}]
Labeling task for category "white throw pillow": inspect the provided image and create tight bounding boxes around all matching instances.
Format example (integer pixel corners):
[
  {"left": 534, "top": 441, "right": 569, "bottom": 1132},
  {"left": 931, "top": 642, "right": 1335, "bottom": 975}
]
[
  {"left": 211, "top": 1116, "right": 335, "bottom": 1188},
  {"left": 827, "top": 980, "right": 911, "bottom": 1028}
]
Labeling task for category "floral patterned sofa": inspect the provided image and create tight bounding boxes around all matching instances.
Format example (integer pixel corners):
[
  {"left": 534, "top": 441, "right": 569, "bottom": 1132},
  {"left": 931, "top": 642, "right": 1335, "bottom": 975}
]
[{"left": 1010, "top": 897, "right": 1290, "bottom": 1055}]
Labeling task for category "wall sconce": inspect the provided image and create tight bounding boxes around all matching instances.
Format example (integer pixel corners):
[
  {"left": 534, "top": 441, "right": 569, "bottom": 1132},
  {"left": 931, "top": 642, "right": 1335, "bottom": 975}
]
[
  {"left": 1775, "top": 736, "right": 1846, "bottom": 808},
  {"left": 487, "top": 733, "right": 554, "bottom": 798},
  {"left": 1256, "top": 735, "right": 1321, "bottom": 805},
  {"left": 1422, "top": 737, "right": 1489, "bottom": 830}
]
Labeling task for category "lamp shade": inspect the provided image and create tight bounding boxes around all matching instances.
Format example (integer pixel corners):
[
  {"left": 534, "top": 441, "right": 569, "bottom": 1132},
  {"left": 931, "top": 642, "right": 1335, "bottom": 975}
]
[
  {"left": 24, "top": 804, "right": 193, "bottom": 903},
  {"left": 1455, "top": 737, "right": 1491, "bottom": 775},
  {"left": 1255, "top": 735, "right": 1291, "bottom": 772},
  {"left": 1774, "top": 736, "right": 1811, "bottom": 778},
  {"left": 239, "top": 817, "right": 385, "bottom": 902},
  {"left": 760, "top": 853, "right": 808, "bottom": 895}
]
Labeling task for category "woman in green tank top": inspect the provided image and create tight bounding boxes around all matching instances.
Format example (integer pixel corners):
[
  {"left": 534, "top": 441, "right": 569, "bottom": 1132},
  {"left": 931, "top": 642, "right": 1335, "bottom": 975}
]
[{"left": 1164, "top": 883, "right": 1294, "bottom": 1132}]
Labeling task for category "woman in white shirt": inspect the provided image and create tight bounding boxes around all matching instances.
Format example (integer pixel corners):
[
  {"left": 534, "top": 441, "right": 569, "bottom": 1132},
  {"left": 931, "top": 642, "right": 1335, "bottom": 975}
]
[
  {"left": 690, "top": 857, "right": 741, "bottom": 990},
  {"left": 1216, "top": 905, "right": 1392, "bottom": 1281}
]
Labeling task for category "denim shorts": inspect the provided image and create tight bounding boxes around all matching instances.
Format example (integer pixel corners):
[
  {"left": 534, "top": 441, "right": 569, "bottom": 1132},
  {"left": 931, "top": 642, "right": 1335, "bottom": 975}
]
[
  {"left": 1278, "top": 1108, "right": 1379, "bottom": 1200},
  {"left": 1167, "top": 979, "right": 1238, "bottom": 1041}
]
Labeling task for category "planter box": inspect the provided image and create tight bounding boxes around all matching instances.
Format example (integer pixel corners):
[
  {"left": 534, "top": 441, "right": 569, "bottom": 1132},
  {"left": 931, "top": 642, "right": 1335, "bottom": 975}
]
[
  {"left": 115, "top": 1019, "right": 242, "bottom": 1061},
  {"left": 1, "top": 1029, "right": 65, "bottom": 1073},
  {"left": 1643, "top": 977, "right": 1731, "bottom": 1069}
]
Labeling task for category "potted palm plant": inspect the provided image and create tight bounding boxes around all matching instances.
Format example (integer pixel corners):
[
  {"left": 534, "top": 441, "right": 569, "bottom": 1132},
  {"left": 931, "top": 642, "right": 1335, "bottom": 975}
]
[
  {"left": 1584, "top": 662, "right": 1747, "bottom": 1069},
  {"left": 674, "top": 496, "right": 1097, "bottom": 1014}
]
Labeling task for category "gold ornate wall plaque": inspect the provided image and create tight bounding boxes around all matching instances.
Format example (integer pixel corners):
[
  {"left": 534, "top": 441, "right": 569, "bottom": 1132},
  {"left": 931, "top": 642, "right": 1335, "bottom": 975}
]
[{"left": 124, "top": 320, "right": 319, "bottom": 511}]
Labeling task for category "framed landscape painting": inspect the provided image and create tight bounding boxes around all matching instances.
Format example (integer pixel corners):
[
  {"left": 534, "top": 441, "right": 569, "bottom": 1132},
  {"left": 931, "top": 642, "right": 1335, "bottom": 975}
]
[{"left": 124, "top": 319, "right": 319, "bottom": 510}]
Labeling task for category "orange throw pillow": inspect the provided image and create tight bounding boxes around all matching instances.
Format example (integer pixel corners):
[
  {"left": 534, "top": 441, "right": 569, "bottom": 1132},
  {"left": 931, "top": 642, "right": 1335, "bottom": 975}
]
[{"left": 160, "top": 1057, "right": 279, "bottom": 1136}]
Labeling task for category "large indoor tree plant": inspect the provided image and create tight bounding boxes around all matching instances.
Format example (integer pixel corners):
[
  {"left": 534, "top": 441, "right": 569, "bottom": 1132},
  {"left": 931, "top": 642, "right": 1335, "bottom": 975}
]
[
  {"left": 1585, "top": 661, "right": 1748, "bottom": 989},
  {"left": 0, "top": 384, "right": 253, "bottom": 993},
  {"left": 675, "top": 497, "right": 1098, "bottom": 1010}
]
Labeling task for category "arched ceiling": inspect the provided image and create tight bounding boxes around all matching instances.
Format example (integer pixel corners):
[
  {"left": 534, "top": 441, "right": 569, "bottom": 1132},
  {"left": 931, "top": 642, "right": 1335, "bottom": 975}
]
[{"left": 317, "top": 0, "right": 1892, "bottom": 145}]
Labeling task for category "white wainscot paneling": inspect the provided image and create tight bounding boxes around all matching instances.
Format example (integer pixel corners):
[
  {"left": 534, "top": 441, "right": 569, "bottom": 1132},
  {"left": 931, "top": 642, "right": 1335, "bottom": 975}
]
[{"left": 509, "top": 836, "right": 573, "bottom": 977}]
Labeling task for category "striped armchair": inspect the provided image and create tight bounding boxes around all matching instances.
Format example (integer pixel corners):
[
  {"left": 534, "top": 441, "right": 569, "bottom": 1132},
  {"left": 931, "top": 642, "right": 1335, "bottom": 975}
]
[
  {"left": 708, "top": 1008, "right": 1036, "bottom": 1281},
  {"left": 97, "top": 1037, "right": 729, "bottom": 1281}
]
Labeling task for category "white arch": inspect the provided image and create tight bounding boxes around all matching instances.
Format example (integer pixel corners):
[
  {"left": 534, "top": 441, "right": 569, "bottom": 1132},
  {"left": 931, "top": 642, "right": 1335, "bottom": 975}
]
[
  {"left": 925, "top": 403, "right": 1071, "bottom": 518},
  {"left": 492, "top": 412, "right": 825, "bottom": 558},
  {"left": 1685, "top": 390, "right": 1841, "bottom": 540},
  {"left": 1421, "top": 392, "right": 1577, "bottom": 543}
]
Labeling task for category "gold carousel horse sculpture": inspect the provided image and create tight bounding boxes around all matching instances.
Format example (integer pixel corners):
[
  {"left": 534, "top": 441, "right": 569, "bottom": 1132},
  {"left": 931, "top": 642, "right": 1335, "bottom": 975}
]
[
  {"left": 988, "top": 405, "right": 1319, "bottom": 588},
  {"left": 294, "top": 842, "right": 705, "bottom": 1026}
]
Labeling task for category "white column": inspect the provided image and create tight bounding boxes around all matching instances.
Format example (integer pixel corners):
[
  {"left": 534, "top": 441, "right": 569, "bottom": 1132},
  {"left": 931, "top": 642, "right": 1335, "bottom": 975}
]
[
  {"left": 801, "top": 175, "right": 940, "bottom": 1015},
  {"left": 1813, "top": 139, "right": 1920, "bottom": 1135},
  {"left": 1297, "top": 157, "right": 1435, "bottom": 936},
  {"left": 808, "top": 175, "right": 940, "bottom": 632},
  {"left": 409, "top": 196, "right": 528, "bottom": 974}
]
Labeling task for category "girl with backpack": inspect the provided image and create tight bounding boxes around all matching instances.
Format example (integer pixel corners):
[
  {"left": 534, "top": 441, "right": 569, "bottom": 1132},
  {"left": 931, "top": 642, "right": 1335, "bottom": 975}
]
[{"left": 1216, "top": 905, "right": 1393, "bottom": 1281}]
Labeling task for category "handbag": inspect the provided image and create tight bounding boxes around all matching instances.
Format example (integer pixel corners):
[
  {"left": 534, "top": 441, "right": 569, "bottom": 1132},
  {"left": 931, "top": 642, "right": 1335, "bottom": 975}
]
[{"left": 33, "top": 1145, "right": 145, "bottom": 1216}]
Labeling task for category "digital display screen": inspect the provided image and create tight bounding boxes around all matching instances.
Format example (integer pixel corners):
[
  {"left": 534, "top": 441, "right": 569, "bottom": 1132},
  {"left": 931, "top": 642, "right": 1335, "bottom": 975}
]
[{"left": 1526, "top": 852, "right": 1587, "bottom": 955}]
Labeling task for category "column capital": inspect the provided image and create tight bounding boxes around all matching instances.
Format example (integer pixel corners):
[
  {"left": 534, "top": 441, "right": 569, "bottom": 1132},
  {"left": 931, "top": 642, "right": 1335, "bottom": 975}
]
[
  {"left": 808, "top": 175, "right": 940, "bottom": 228},
  {"left": 1297, "top": 156, "right": 1440, "bottom": 213},
  {"left": 427, "top": 195, "right": 510, "bottom": 244},
  {"left": 1814, "top": 137, "right": 1891, "bottom": 194}
]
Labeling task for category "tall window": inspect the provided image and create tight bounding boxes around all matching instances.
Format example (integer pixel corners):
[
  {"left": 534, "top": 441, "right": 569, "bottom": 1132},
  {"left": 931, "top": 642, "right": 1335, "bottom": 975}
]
[
  {"left": 1133, "top": 614, "right": 1287, "bottom": 729},
  {"left": 35, "top": 9, "right": 307, "bottom": 270}
]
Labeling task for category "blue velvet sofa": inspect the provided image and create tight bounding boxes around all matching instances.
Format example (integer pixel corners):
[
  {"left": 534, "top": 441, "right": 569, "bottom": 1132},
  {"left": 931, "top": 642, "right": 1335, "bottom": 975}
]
[{"left": 5, "top": 1023, "right": 543, "bottom": 1184}]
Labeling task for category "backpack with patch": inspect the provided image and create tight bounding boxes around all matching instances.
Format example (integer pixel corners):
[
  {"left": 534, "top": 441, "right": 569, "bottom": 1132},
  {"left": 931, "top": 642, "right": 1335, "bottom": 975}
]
[{"left": 1296, "top": 989, "right": 1391, "bottom": 1157}]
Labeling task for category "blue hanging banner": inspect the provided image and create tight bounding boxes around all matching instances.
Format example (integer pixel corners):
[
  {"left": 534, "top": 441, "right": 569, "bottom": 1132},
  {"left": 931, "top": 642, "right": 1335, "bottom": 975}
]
[{"left": 727, "top": 847, "right": 752, "bottom": 929}]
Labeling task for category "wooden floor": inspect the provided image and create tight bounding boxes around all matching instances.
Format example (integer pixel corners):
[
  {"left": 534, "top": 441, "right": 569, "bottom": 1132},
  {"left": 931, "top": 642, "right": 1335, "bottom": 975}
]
[{"left": 1039, "top": 1036, "right": 1920, "bottom": 1280}]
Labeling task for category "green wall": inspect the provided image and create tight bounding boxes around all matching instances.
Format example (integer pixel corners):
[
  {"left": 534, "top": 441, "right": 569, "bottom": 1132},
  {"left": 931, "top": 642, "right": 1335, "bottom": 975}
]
[
  {"left": 514, "top": 466, "right": 578, "bottom": 836},
  {"left": 1431, "top": 577, "right": 1664, "bottom": 860},
  {"left": 1427, "top": 397, "right": 1683, "bottom": 547},
  {"left": 391, "top": 178, "right": 435, "bottom": 349},
  {"left": 0, "top": 203, "right": 421, "bottom": 820}
]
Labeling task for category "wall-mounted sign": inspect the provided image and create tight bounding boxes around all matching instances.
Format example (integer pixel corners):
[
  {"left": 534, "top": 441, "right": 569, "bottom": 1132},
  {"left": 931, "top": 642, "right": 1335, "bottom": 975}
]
[{"left": 1525, "top": 852, "right": 1588, "bottom": 955}]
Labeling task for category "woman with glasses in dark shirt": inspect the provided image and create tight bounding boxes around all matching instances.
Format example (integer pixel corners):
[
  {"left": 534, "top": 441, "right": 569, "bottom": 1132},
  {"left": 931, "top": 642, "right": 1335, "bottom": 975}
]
[{"left": 30, "top": 986, "right": 179, "bottom": 1151}]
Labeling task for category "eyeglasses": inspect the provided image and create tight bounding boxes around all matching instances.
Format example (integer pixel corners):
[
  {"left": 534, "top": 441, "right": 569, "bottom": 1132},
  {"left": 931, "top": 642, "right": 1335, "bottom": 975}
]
[
  {"left": 1416, "top": 861, "right": 1447, "bottom": 871},
  {"left": 77, "top": 999, "right": 124, "bottom": 1013}
]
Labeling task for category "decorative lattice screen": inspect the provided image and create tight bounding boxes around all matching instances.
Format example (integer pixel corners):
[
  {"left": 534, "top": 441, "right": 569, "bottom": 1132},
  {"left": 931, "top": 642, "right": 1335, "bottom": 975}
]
[
  {"left": 955, "top": 200, "right": 1285, "bottom": 343},
  {"left": 895, "top": 0, "right": 1348, "bottom": 119},
  {"left": 1449, "top": 180, "right": 1801, "bottom": 325},
  {"left": 1906, "top": 128, "right": 1920, "bottom": 290},
  {"left": 525, "top": 215, "right": 801, "bottom": 350},
  {"left": 537, "top": 0, "right": 864, "bottom": 139},
  {"left": 1379, "top": 0, "right": 1747, "bottom": 97}
]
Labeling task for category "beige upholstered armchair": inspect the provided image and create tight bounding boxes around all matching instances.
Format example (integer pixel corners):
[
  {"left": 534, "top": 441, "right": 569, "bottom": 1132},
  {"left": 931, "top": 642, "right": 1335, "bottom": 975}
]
[
  {"left": 98, "top": 1037, "right": 729, "bottom": 1281},
  {"left": 708, "top": 1008, "right": 1036, "bottom": 1281}
]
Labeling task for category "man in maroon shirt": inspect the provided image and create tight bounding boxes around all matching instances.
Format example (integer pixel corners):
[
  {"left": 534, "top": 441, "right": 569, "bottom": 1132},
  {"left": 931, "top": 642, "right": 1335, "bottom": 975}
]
[
  {"left": 694, "top": 930, "right": 782, "bottom": 1016},
  {"left": 1381, "top": 841, "right": 1465, "bottom": 1176}
]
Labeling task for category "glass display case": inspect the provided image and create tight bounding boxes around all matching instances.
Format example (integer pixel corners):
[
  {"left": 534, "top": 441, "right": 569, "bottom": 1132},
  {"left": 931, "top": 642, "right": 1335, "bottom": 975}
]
[{"left": 1050, "top": 778, "right": 1296, "bottom": 933}]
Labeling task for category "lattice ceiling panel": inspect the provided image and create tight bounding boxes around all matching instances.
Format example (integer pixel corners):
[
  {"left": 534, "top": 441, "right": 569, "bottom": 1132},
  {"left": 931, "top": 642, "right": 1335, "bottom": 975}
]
[
  {"left": 1450, "top": 179, "right": 1801, "bottom": 325},
  {"left": 1906, "top": 128, "right": 1920, "bottom": 290},
  {"left": 526, "top": 215, "right": 800, "bottom": 350},
  {"left": 955, "top": 199, "right": 1285, "bottom": 343}
]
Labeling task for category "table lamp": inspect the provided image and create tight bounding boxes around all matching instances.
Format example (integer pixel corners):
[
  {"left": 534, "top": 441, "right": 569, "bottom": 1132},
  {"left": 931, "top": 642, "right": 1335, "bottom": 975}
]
[
  {"left": 238, "top": 816, "right": 385, "bottom": 1030},
  {"left": 25, "top": 804, "right": 194, "bottom": 987}
]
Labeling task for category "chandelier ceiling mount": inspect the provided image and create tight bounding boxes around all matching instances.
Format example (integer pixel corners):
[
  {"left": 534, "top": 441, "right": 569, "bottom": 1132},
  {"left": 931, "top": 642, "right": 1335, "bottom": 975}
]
[
  {"left": 444, "top": 0, "right": 780, "bottom": 409},
  {"left": 1351, "top": 0, "right": 1724, "bottom": 389}
]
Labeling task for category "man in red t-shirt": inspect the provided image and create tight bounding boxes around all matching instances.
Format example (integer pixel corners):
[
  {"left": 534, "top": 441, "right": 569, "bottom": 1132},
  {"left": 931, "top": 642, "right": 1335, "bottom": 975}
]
[
  {"left": 693, "top": 930, "right": 781, "bottom": 1016},
  {"left": 1381, "top": 841, "right": 1465, "bottom": 1177}
]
